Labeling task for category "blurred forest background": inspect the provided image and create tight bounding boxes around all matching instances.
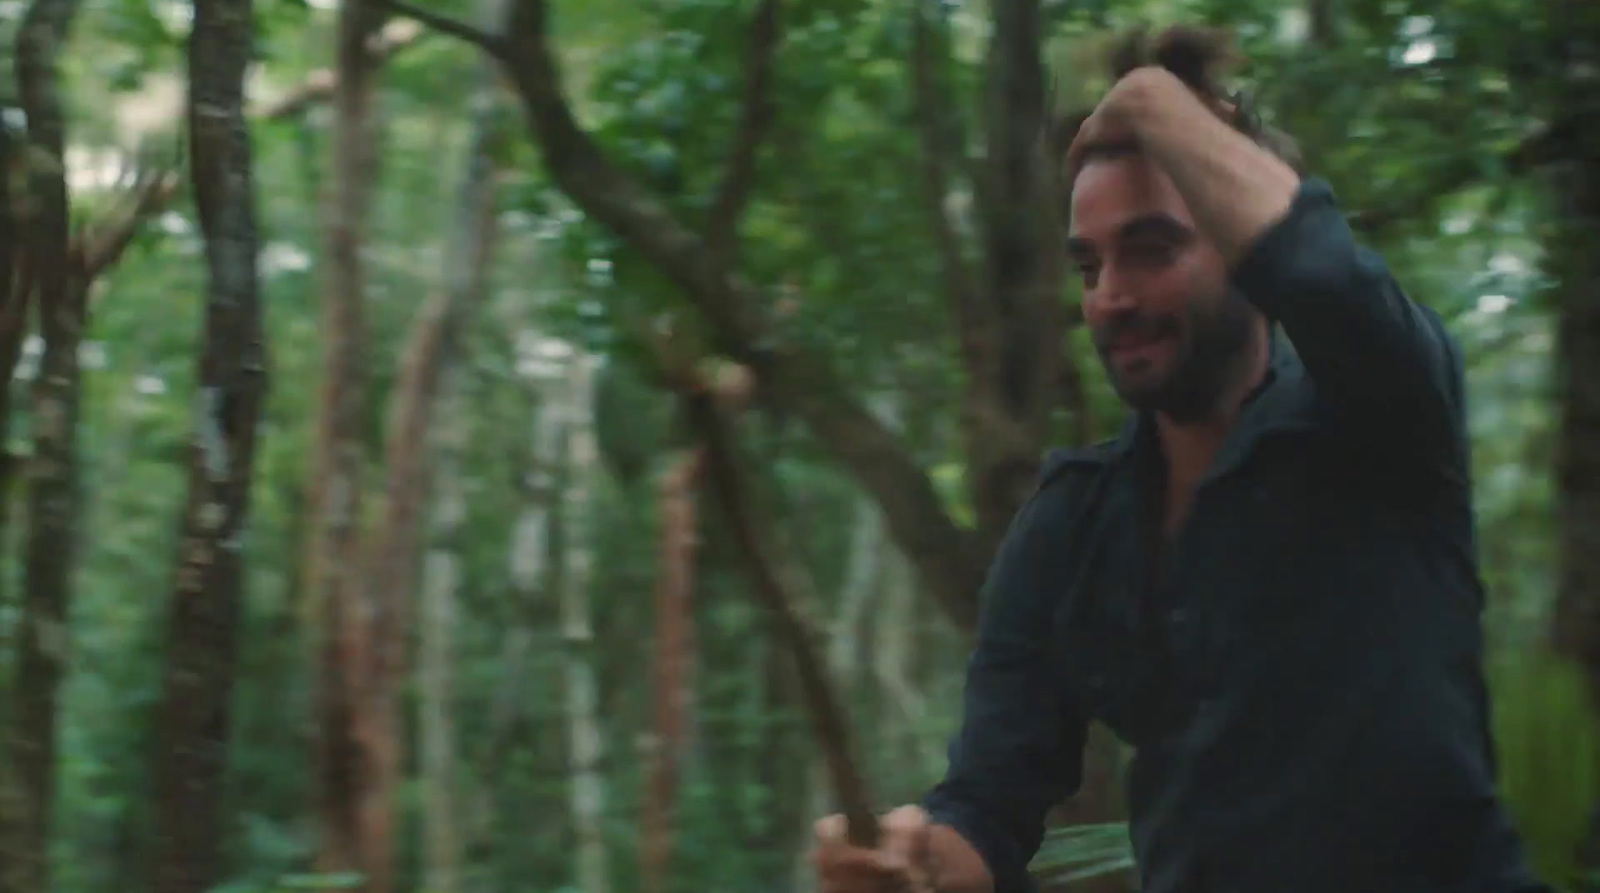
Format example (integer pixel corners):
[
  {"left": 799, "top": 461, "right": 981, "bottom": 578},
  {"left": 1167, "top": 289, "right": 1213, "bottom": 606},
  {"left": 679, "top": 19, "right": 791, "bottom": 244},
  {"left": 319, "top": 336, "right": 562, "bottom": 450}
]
[{"left": 0, "top": 0, "right": 1593, "bottom": 892}]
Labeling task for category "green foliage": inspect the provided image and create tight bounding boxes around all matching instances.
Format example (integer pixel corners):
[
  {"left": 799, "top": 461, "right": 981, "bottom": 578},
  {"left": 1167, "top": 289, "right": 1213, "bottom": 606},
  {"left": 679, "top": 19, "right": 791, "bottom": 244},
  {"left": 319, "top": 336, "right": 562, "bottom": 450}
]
[
  {"left": 1491, "top": 651, "right": 1600, "bottom": 892},
  {"left": 1031, "top": 822, "right": 1137, "bottom": 885}
]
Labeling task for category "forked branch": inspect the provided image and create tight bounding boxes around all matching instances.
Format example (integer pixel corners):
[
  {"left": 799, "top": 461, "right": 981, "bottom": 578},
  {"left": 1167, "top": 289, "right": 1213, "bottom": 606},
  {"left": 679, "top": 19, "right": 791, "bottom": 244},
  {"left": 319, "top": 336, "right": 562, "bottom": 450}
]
[
  {"left": 81, "top": 169, "right": 182, "bottom": 280},
  {"left": 373, "top": 0, "right": 505, "bottom": 57}
]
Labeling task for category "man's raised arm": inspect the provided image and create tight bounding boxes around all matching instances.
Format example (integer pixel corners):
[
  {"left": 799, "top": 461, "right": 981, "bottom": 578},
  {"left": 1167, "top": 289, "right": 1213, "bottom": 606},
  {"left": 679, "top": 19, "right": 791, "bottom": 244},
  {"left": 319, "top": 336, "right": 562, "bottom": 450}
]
[{"left": 1099, "top": 69, "right": 1465, "bottom": 467}]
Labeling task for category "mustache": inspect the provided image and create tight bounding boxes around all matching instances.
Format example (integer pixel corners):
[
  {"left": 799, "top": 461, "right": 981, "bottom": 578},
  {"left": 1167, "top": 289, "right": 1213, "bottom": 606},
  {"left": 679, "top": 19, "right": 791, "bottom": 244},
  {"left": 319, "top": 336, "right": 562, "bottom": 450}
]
[{"left": 1092, "top": 311, "right": 1181, "bottom": 348}]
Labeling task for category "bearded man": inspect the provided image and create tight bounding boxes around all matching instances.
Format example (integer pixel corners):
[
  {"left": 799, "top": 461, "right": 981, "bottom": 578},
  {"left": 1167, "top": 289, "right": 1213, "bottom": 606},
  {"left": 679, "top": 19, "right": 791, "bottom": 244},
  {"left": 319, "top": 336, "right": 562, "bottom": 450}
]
[{"left": 811, "top": 27, "right": 1550, "bottom": 893}]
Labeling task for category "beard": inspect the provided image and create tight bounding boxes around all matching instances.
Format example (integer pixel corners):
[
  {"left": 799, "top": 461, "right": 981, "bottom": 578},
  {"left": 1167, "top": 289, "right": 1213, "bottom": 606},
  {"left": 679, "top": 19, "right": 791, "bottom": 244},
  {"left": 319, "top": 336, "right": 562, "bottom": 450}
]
[{"left": 1092, "top": 287, "right": 1259, "bottom": 423}]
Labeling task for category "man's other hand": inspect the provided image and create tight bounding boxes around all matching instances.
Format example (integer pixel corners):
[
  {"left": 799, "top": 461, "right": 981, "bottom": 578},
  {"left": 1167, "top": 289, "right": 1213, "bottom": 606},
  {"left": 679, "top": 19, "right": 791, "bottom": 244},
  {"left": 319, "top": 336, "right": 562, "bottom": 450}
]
[{"left": 812, "top": 805, "right": 937, "bottom": 893}]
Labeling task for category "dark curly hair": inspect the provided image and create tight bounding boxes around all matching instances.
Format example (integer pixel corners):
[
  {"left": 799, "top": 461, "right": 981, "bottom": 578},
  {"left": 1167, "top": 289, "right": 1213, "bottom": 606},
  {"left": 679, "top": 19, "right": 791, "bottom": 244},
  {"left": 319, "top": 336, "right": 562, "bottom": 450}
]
[{"left": 1054, "top": 25, "right": 1305, "bottom": 176}]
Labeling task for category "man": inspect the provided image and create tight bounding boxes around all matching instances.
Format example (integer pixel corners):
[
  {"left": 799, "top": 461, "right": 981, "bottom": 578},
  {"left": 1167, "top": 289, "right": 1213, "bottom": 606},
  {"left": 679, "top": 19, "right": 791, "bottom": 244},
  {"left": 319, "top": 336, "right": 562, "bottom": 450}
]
[{"left": 811, "top": 29, "right": 1549, "bottom": 893}]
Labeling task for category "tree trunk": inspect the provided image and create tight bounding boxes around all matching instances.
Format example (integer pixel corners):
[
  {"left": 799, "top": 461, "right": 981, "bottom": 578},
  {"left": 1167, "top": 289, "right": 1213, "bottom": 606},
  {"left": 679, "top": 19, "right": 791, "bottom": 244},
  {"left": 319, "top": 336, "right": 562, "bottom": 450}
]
[
  {"left": 9, "top": 2, "right": 81, "bottom": 890},
  {"left": 359, "top": 37, "right": 503, "bottom": 892},
  {"left": 477, "top": 328, "right": 567, "bottom": 870},
  {"left": 413, "top": 29, "right": 506, "bottom": 891},
  {"left": 910, "top": 0, "right": 1065, "bottom": 561},
  {"left": 1550, "top": 4, "right": 1600, "bottom": 879},
  {"left": 559, "top": 351, "right": 610, "bottom": 893},
  {"left": 873, "top": 547, "right": 944, "bottom": 774},
  {"left": 641, "top": 450, "right": 702, "bottom": 893},
  {"left": 792, "top": 495, "right": 885, "bottom": 890},
  {"left": 0, "top": 68, "right": 28, "bottom": 893},
  {"left": 306, "top": 0, "right": 384, "bottom": 881},
  {"left": 419, "top": 381, "right": 466, "bottom": 893},
  {"left": 147, "top": 0, "right": 268, "bottom": 889}
]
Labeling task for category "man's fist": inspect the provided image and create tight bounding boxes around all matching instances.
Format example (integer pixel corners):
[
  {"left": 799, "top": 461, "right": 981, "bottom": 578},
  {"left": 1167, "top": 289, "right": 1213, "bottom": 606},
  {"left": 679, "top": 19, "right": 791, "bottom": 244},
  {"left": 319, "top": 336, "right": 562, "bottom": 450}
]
[{"left": 811, "top": 805, "right": 937, "bottom": 893}]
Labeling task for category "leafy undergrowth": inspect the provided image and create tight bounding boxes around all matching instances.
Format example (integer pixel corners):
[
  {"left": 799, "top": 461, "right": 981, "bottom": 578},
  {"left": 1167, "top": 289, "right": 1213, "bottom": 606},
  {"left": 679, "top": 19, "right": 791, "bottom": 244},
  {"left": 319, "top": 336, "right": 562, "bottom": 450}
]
[
  {"left": 1030, "top": 821, "right": 1136, "bottom": 888},
  {"left": 1490, "top": 648, "right": 1600, "bottom": 893}
]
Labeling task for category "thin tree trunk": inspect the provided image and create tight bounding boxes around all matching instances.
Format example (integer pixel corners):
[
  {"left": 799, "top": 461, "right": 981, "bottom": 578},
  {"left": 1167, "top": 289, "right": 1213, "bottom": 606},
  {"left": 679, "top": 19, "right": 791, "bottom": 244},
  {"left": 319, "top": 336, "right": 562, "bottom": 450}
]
[
  {"left": 792, "top": 495, "right": 884, "bottom": 890},
  {"left": 419, "top": 379, "right": 466, "bottom": 893},
  {"left": 559, "top": 351, "right": 609, "bottom": 893},
  {"left": 359, "top": 34, "right": 503, "bottom": 891},
  {"left": 874, "top": 547, "right": 943, "bottom": 775},
  {"left": 0, "top": 67, "right": 28, "bottom": 893},
  {"left": 1550, "top": 3, "right": 1600, "bottom": 879},
  {"left": 148, "top": 0, "right": 268, "bottom": 888},
  {"left": 9, "top": 2, "right": 81, "bottom": 889},
  {"left": 641, "top": 449, "right": 702, "bottom": 893},
  {"left": 478, "top": 330, "right": 567, "bottom": 870},
  {"left": 414, "top": 32, "right": 507, "bottom": 891},
  {"left": 306, "top": 0, "right": 385, "bottom": 881}
]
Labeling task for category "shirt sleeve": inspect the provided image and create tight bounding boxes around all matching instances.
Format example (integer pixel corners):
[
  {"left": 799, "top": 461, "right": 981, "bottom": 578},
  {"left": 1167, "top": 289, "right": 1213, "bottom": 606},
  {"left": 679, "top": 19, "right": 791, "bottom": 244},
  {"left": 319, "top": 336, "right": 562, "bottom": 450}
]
[
  {"left": 1231, "top": 177, "right": 1468, "bottom": 470},
  {"left": 922, "top": 482, "right": 1091, "bottom": 893}
]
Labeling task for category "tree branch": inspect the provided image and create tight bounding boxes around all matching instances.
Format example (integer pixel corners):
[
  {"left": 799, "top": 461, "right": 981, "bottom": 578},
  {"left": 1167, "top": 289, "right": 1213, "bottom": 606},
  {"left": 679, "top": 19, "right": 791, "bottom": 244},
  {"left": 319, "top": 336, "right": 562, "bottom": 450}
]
[
  {"left": 686, "top": 380, "right": 880, "bottom": 850},
  {"left": 704, "top": 0, "right": 781, "bottom": 268},
  {"left": 618, "top": 314, "right": 881, "bottom": 848},
  {"left": 497, "top": 0, "right": 984, "bottom": 630},
  {"left": 374, "top": 0, "right": 507, "bottom": 58},
  {"left": 252, "top": 19, "right": 425, "bottom": 121},
  {"left": 81, "top": 169, "right": 181, "bottom": 280}
]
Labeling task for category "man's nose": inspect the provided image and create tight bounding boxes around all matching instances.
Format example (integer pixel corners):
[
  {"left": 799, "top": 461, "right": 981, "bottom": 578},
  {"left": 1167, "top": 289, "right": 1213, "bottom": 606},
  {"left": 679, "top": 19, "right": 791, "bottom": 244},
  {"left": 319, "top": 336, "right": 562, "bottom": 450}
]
[{"left": 1090, "top": 265, "right": 1137, "bottom": 314}]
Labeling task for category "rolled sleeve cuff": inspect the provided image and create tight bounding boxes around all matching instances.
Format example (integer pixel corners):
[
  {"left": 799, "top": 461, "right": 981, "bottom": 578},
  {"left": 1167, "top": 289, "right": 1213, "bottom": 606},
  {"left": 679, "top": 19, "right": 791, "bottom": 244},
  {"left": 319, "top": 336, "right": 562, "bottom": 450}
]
[{"left": 922, "top": 784, "right": 1038, "bottom": 893}]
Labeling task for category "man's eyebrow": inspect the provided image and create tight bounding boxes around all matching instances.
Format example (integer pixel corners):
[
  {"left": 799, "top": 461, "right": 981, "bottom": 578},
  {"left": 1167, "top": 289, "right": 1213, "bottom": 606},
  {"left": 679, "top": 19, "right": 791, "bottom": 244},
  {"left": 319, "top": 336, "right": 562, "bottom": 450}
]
[
  {"left": 1064, "top": 235, "right": 1096, "bottom": 259},
  {"left": 1116, "top": 213, "right": 1194, "bottom": 244},
  {"left": 1064, "top": 214, "right": 1194, "bottom": 259}
]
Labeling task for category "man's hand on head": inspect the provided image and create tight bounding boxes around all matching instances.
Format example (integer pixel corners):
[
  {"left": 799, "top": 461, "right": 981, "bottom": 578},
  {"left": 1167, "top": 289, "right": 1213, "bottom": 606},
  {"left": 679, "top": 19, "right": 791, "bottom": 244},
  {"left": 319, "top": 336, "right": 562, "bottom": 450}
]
[
  {"left": 1069, "top": 64, "right": 1299, "bottom": 266},
  {"left": 1065, "top": 66, "right": 1236, "bottom": 177}
]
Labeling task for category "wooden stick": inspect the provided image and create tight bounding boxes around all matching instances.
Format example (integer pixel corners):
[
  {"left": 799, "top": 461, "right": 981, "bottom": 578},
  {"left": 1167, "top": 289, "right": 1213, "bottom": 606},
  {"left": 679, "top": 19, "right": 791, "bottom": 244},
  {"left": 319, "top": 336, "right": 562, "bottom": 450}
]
[{"left": 686, "top": 386, "right": 880, "bottom": 849}]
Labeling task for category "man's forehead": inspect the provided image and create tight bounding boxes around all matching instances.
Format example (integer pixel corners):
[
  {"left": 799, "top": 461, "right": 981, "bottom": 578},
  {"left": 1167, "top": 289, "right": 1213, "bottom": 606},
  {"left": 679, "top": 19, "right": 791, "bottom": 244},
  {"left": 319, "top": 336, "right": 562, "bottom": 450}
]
[{"left": 1068, "top": 157, "right": 1194, "bottom": 241}]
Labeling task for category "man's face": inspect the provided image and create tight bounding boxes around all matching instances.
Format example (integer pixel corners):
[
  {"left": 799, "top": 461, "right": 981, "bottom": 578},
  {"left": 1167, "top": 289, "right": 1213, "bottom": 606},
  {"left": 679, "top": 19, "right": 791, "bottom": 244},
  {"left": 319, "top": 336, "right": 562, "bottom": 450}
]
[{"left": 1067, "top": 153, "right": 1258, "bottom": 422}]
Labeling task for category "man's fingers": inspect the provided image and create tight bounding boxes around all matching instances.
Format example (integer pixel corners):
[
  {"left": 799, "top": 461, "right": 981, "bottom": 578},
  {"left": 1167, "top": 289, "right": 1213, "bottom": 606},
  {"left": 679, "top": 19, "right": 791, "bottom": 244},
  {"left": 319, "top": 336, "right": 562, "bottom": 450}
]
[
  {"left": 814, "top": 844, "right": 917, "bottom": 892},
  {"left": 881, "top": 805, "right": 929, "bottom": 859},
  {"left": 882, "top": 804, "right": 929, "bottom": 832},
  {"left": 881, "top": 805, "right": 935, "bottom": 892},
  {"left": 812, "top": 807, "right": 936, "bottom": 893},
  {"left": 813, "top": 813, "right": 848, "bottom": 844}
]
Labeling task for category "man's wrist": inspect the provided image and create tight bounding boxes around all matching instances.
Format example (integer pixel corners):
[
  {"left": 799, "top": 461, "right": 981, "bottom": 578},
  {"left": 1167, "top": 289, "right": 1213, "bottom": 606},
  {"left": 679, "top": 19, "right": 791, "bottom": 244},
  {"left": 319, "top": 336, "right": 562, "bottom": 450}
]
[
  {"left": 924, "top": 823, "right": 996, "bottom": 893},
  {"left": 1119, "top": 66, "right": 1214, "bottom": 136},
  {"left": 1131, "top": 73, "right": 1300, "bottom": 264}
]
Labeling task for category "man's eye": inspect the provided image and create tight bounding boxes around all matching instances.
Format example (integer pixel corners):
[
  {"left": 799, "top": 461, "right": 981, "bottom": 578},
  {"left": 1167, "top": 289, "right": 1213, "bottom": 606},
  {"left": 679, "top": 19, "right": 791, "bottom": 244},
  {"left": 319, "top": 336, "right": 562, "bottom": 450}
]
[{"left": 1126, "top": 243, "right": 1175, "bottom": 264}]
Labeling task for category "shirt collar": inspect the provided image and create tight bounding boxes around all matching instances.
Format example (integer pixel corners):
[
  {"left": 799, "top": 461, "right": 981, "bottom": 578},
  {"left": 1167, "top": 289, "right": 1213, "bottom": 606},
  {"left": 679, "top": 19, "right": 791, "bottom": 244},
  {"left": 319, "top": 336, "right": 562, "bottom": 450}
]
[{"left": 1106, "top": 326, "right": 1317, "bottom": 479}]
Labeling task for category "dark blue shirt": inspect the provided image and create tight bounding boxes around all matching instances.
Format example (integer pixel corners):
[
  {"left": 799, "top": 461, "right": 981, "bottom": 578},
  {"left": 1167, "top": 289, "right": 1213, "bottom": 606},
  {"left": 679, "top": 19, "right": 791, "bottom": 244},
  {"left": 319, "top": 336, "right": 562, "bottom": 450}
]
[{"left": 922, "top": 179, "right": 1549, "bottom": 893}]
